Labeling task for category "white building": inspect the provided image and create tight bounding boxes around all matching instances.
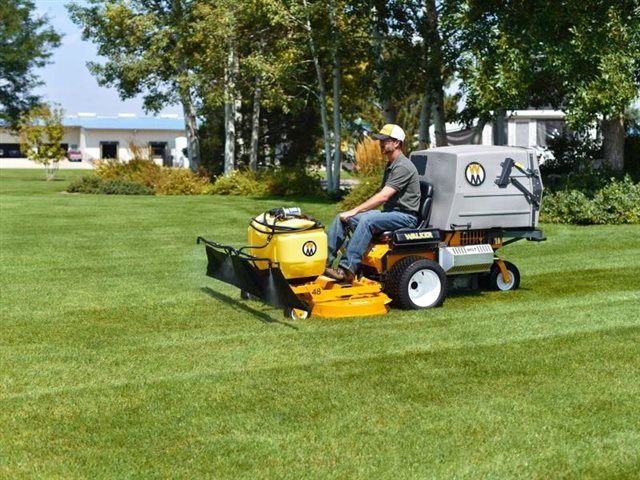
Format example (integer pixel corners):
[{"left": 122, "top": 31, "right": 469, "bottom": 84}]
[
  {"left": 0, "top": 113, "right": 189, "bottom": 168},
  {"left": 434, "top": 110, "right": 567, "bottom": 152}
]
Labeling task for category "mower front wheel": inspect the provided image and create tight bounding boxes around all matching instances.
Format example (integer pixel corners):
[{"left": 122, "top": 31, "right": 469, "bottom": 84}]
[
  {"left": 284, "top": 307, "right": 310, "bottom": 320},
  {"left": 489, "top": 260, "right": 520, "bottom": 291},
  {"left": 385, "top": 256, "right": 447, "bottom": 309}
]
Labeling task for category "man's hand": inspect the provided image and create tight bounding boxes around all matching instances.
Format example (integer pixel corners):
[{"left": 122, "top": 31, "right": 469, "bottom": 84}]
[{"left": 339, "top": 209, "right": 359, "bottom": 222}]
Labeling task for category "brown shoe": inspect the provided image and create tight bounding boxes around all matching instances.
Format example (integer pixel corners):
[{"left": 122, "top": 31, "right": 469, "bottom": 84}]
[
  {"left": 324, "top": 266, "right": 354, "bottom": 283},
  {"left": 324, "top": 267, "right": 346, "bottom": 281}
]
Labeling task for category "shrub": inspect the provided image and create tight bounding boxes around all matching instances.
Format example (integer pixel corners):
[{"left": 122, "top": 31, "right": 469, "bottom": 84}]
[
  {"left": 95, "top": 158, "right": 163, "bottom": 189},
  {"left": 353, "top": 137, "right": 386, "bottom": 178},
  {"left": 154, "top": 168, "right": 211, "bottom": 195},
  {"left": 66, "top": 175, "right": 153, "bottom": 195},
  {"left": 66, "top": 175, "right": 103, "bottom": 194},
  {"left": 541, "top": 132, "right": 619, "bottom": 194},
  {"left": 264, "top": 167, "right": 326, "bottom": 198},
  {"left": 540, "top": 176, "right": 640, "bottom": 224},
  {"left": 209, "top": 170, "right": 268, "bottom": 196},
  {"left": 99, "top": 179, "right": 154, "bottom": 195},
  {"left": 338, "top": 137, "right": 387, "bottom": 210},
  {"left": 540, "top": 190, "right": 598, "bottom": 224},
  {"left": 592, "top": 176, "right": 640, "bottom": 224},
  {"left": 339, "top": 176, "right": 380, "bottom": 210},
  {"left": 95, "top": 154, "right": 211, "bottom": 195},
  {"left": 209, "top": 167, "right": 326, "bottom": 198}
]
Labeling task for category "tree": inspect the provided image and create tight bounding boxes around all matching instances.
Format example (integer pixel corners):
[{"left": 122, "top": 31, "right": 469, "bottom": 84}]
[
  {"left": 451, "top": 0, "right": 640, "bottom": 169},
  {"left": 68, "top": 0, "right": 201, "bottom": 171},
  {"left": 0, "top": 0, "right": 61, "bottom": 127},
  {"left": 18, "top": 104, "right": 65, "bottom": 180}
]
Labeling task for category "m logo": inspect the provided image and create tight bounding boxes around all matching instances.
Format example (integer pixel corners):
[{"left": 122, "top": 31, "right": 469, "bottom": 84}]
[
  {"left": 465, "top": 162, "right": 486, "bottom": 186},
  {"left": 302, "top": 241, "right": 317, "bottom": 257}
]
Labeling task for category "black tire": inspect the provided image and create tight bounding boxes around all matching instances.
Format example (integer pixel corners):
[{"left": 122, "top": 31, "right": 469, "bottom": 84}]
[
  {"left": 488, "top": 260, "right": 520, "bottom": 291},
  {"left": 240, "top": 290, "right": 253, "bottom": 300},
  {"left": 385, "top": 256, "right": 447, "bottom": 309}
]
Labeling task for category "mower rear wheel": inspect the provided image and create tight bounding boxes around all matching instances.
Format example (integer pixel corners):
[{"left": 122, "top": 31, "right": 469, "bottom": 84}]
[
  {"left": 284, "top": 307, "right": 310, "bottom": 320},
  {"left": 240, "top": 290, "right": 253, "bottom": 300},
  {"left": 385, "top": 256, "right": 447, "bottom": 309},
  {"left": 489, "top": 260, "right": 520, "bottom": 291}
]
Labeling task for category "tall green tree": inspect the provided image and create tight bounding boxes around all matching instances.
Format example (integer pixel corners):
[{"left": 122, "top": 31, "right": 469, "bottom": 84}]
[
  {"left": 0, "top": 0, "right": 61, "bottom": 127},
  {"left": 192, "top": 0, "right": 313, "bottom": 174},
  {"left": 451, "top": 0, "right": 640, "bottom": 168},
  {"left": 68, "top": 0, "right": 202, "bottom": 171}
]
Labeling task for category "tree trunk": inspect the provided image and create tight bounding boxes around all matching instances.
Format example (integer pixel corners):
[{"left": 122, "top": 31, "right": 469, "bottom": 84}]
[
  {"left": 330, "top": 0, "right": 341, "bottom": 192},
  {"left": 419, "top": 87, "right": 432, "bottom": 150},
  {"left": 177, "top": 61, "right": 200, "bottom": 172},
  {"left": 493, "top": 109, "right": 506, "bottom": 145},
  {"left": 371, "top": 3, "right": 396, "bottom": 124},
  {"left": 424, "top": 0, "right": 447, "bottom": 147},
  {"left": 250, "top": 80, "right": 261, "bottom": 172},
  {"left": 224, "top": 42, "right": 237, "bottom": 176},
  {"left": 303, "top": 0, "right": 333, "bottom": 193},
  {"left": 601, "top": 115, "right": 625, "bottom": 171},
  {"left": 180, "top": 91, "right": 200, "bottom": 172}
]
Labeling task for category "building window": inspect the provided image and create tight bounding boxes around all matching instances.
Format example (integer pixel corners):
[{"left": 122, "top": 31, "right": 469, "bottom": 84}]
[
  {"left": 536, "top": 120, "right": 565, "bottom": 147},
  {"left": 100, "top": 141, "right": 119, "bottom": 160},
  {"left": 149, "top": 142, "right": 169, "bottom": 166},
  {"left": 0, "top": 143, "right": 25, "bottom": 158},
  {"left": 515, "top": 121, "right": 530, "bottom": 147}
]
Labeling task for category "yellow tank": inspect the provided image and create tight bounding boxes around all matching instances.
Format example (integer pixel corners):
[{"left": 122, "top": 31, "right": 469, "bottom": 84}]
[{"left": 247, "top": 212, "right": 328, "bottom": 279}]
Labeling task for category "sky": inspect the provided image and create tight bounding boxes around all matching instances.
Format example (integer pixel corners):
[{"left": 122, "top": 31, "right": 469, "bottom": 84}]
[{"left": 33, "top": 0, "right": 182, "bottom": 118}]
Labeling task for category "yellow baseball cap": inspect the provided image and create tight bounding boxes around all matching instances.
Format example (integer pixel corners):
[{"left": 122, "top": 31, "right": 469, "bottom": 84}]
[{"left": 372, "top": 124, "right": 406, "bottom": 142}]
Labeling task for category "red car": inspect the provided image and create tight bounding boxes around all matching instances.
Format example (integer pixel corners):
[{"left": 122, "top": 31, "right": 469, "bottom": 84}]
[{"left": 67, "top": 147, "right": 82, "bottom": 162}]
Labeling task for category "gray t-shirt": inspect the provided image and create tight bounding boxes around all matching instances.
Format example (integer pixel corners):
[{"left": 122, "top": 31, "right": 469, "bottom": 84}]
[{"left": 381, "top": 153, "right": 420, "bottom": 213}]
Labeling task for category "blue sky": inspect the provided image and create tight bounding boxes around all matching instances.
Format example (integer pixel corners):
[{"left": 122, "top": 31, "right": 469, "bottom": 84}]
[{"left": 33, "top": 0, "right": 182, "bottom": 118}]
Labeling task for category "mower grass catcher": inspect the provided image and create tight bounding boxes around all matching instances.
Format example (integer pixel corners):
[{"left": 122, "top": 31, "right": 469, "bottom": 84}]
[{"left": 199, "top": 146, "right": 546, "bottom": 320}]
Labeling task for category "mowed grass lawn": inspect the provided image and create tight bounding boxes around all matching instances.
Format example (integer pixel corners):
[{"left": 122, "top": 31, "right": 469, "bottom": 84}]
[{"left": 1, "top": 169, "right": 639, "bottom": 479}]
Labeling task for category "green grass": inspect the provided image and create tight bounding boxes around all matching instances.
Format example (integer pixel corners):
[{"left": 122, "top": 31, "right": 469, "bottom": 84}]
[{"left": 1, "top": 169, "right": 639, "bottom": 479}]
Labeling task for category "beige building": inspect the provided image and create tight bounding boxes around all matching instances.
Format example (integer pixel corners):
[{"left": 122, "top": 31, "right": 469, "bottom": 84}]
[{"left": 0, "top": 113, "right": 188, "bottom": 168}]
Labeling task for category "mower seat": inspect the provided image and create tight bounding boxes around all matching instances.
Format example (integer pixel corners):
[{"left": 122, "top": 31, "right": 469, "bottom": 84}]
[{"left": 375, "top": 180, "right": 434, "bottom": 239}]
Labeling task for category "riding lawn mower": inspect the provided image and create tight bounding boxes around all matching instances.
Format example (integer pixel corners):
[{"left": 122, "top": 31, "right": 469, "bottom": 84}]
[{"left": 197, "top": 145, "right": 545, "bottom": 319}]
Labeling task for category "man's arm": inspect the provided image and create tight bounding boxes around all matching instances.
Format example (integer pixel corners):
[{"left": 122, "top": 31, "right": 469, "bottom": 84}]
[{"left": 339, "top": 185, "right": 397, "bottom": 221}]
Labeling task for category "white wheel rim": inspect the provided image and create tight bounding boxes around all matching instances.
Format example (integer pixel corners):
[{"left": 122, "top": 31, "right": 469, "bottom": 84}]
[
  {"left": 408, "top": 269, "right": 442, "bottom": 307},
  {"left": 291, "top": 308, "right": 309, "bottom": 320},
  {"left": 496, "top": 270, "right": 515, "bottom": 290}
]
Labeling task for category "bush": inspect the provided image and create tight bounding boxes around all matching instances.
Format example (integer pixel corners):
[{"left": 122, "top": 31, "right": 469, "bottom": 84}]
[
  {"left": 541, "top": 132, "right": 621, "bottom": 194},
  {"left": 94, "top": 157, "right": 211, "bottom": 195},
  {"left": 264, "top": 167, "right": 326, "bottom": 198},
  {"left": 353, "top": 137, "right": 386, "bottom": 178},
  {"left": 592, "top": 176, "right": 640, "bottom": 224},
  {"left": 339, "top": 176, "right": 380, "bottom": 210},
  {"left": 338, "top": 137, "right": 387, "bottom": 210},
  {"left": 154, "top": 168, "right": 211, "bottom": 195},
  {"left": 66, "top": 175, "right": 102, "bottom": 194},
  {"left": 209, "top": 167, "right": 326, "bottom": 198},
  {"left": 66, "top": 175, "right": 154, "bottom": 195},
  {"left": 209, "top": 170, "right": 268, "bottom": 196},
  {"left": 540, "top": 190, "right": 598, "bottom": 224},
  {"left": 540, "top": 176, "right": 640, "bottom": 224}
]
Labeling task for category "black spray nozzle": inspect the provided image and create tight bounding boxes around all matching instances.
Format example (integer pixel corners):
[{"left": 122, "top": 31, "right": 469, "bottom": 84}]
[{"left": 267, "top": 207, "right": 302, "bottom": 219}]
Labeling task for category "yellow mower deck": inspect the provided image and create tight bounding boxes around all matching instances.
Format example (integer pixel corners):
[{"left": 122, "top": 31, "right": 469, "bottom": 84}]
[{"left": 291, "top": 275, "right": 391, "bottom": 318}]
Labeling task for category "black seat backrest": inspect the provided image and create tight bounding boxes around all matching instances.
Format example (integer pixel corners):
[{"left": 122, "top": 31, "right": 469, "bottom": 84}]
[{"left": 417, "top": 180, "right": 434, "bottom": 229}]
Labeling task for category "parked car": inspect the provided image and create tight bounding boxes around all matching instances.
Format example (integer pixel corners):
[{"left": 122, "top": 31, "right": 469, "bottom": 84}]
[{"left": 67, "top": 147, "right": 82, "bottom": 162}]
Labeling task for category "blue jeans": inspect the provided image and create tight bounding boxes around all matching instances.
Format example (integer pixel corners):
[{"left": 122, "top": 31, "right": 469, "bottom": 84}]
[{"left": 326, "top": 210, "right": 418, "bottom": 274}]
